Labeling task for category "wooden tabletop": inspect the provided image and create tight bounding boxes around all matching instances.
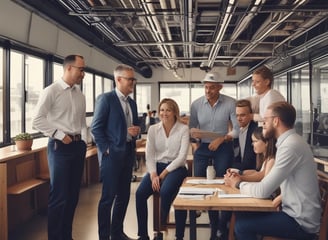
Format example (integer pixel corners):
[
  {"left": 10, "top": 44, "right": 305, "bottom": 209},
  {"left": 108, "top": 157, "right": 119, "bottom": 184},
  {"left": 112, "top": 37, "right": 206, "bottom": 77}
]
[{"left": 173, "top": 177, "right": 276, "bottom": 212}]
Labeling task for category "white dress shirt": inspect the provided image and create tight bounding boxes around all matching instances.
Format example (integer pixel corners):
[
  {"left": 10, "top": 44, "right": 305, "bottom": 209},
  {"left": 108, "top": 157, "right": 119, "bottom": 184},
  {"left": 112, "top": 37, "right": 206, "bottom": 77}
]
[{"left": 146, "top": 121, "right": 190, "bottom": 173}]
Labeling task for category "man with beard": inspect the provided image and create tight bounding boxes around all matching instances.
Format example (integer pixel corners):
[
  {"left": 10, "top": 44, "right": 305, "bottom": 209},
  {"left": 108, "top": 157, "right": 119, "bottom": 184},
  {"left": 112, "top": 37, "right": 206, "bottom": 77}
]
[
  {"left": 226, "top": 101, "right": 321, "bottom": 239},
  {"left": 92, "top": 64, "right": 140, "bottom": 240}
]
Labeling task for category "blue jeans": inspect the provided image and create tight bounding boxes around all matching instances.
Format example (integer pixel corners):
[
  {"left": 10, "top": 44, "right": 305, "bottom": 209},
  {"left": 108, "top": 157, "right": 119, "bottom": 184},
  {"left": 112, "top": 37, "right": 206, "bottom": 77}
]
[
  {"left": 235, "top": 211, "right": 317, "bottom": 240},
  {"left": 47, "top": 138, "right": 86, "bottom": 240},
  {"left": 136, "top": 163, "right": 188, "bottom": 239},
  {"left": 98, "top": 142, "right": 135, "bottom": 239},
  {"left": 193, "top": 141, "right": 233, "bottom": 236}
]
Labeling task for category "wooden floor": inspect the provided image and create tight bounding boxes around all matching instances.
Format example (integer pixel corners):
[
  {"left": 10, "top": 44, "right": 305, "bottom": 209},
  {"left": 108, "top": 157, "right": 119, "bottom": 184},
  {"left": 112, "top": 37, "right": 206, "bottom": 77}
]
[{"left": 8, "top": 169, "right": 212, "bottom": 240}]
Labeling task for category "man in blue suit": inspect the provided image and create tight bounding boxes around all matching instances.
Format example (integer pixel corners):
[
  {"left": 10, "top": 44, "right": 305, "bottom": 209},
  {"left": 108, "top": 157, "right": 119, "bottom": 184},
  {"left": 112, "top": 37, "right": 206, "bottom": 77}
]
[
  {"left": 233, "top": 99, "right": 257, "bottom": 171},
  {"left": 91, "top": 64, "right": 140, "bottom": 240}
]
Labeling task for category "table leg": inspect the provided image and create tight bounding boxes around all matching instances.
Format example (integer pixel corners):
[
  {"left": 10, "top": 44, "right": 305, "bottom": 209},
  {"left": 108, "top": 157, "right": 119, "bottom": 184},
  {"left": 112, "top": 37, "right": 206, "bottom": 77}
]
[{"left": 189, "top": 210, "right": 196, "bottom": 240}]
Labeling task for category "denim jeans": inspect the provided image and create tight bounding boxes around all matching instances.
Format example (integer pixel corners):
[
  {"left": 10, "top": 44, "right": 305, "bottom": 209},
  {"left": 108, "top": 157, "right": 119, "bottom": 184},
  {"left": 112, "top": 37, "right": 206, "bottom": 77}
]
[
  {"left": 47, "top": 138, "right": 86, "bottom": 240},
  {"left": 234, "top": 211, "right": 317, "bottom": 240},
  {"left": 136, "top": 163, "right": 188, "bottom": 239},
  {"left": 193, "top": 141, "right": 234, "bottom": 236}
]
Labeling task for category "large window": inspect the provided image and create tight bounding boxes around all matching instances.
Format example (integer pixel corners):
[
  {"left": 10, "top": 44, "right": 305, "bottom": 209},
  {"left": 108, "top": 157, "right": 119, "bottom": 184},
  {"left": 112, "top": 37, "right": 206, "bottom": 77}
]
[
  {"left": 136, "top": 84, "right": 151, "bottom": 115},
  {"left": 311, "top": 56, "right": 328, "bottom": 156},
  {"left": 53, "top": 62, "right": 62, "bottom": 82},
  {"left": 83, "top": 72, "right": 94, "bottom": 113},
  {"left": 10, "top": 51, "right": 44, "bottom": 136},
  {"left": 290, "top": 67, "right": 310, "bottom": 141},
  {"left": 160, "top": 82, "right": 237, "bottom": 115}
]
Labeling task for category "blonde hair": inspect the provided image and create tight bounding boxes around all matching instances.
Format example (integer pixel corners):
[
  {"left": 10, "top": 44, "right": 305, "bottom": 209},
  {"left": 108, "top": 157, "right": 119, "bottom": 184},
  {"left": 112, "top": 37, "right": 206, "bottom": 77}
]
[{"left": 158, "top": 98, "right": 180, "bottom": 122}]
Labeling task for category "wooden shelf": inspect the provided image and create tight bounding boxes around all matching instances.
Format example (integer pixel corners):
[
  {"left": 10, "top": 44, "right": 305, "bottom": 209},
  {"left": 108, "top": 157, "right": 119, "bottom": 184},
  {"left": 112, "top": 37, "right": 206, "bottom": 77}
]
[{"left": 7, "top": 179, "right": 47, "bottom": 195}]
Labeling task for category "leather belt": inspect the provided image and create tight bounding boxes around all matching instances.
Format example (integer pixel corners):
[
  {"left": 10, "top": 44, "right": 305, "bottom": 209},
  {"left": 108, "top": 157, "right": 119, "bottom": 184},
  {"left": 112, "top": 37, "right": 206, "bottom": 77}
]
[{"left": 67, "top": 134, "right": 82, "bottom": 141}]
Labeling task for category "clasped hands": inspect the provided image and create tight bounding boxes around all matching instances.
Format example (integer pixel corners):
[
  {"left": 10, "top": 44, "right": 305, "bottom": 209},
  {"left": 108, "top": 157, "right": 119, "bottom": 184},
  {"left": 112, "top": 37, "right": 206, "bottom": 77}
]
[
  {"left": 150, "top": 170, "right": 168, "bottom": 192},
  {"left": 224, "top": 168, "right": 241, "bottom": 188}
]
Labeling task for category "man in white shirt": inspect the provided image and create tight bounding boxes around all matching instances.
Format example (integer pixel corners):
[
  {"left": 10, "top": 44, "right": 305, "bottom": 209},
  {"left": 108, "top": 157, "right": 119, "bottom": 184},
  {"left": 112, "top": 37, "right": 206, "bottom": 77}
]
[
  {"left": 226, "top": 101, "right": 321, "bottom": 239},
  {"left": 33, "top": 55, "right": 87, "bottom": 240}
]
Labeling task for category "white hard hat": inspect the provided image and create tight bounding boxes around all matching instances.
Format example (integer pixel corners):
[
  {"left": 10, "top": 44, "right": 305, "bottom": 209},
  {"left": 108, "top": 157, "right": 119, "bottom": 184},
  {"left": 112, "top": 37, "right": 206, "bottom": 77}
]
[{"left": 202, "top": 72, "right": 223, "bottom": 83}]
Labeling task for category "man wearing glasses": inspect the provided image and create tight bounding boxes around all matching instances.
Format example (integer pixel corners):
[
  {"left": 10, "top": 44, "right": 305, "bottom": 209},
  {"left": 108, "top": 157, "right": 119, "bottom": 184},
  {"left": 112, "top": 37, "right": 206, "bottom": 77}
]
[
  {"left": 228, "top": 101, "right": 321, "bottom": 239},
  {"left": 92, "top": 64, "right": 140, "bottom": 240},
  {"left": 33, "top": 54, "right": 87, "bottom": 240}
]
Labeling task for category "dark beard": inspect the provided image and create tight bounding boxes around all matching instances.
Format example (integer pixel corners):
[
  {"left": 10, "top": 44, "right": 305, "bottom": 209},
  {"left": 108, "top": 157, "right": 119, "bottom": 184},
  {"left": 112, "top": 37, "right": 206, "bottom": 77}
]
[{"left": 263, "top": 127, "right": 275, "bottom": 139}]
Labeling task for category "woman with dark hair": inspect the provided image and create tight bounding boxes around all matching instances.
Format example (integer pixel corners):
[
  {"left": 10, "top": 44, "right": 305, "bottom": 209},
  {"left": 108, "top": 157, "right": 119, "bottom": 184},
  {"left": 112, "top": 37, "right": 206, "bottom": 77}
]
[{"left": 225, "top": 126, "right": 276, "bottom": 184}]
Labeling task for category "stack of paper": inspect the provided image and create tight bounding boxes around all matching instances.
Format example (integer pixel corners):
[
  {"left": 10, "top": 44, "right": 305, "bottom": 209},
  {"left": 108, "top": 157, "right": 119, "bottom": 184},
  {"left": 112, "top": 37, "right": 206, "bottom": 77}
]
[
  {"left": 186, "top": 179, "right": 224, "bottom": 185},
  {"left": 218, "top": 193, "right": 252, "bottom": 198},
  {"left": 178, "top": 187, "right": 216, "bottom": 200},
  {"left": 178, "top": 187, "right": 216, "bottom": 195}
]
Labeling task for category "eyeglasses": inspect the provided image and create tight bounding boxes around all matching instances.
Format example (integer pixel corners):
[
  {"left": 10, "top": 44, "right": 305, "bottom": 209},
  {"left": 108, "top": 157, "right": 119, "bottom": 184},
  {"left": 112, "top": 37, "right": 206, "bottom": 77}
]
[
  {"left": 120, "top": 76, "right": 137, "bottom": 82},
  {"left": 71, "top": 65, "right": 85, "bottom": 72}
]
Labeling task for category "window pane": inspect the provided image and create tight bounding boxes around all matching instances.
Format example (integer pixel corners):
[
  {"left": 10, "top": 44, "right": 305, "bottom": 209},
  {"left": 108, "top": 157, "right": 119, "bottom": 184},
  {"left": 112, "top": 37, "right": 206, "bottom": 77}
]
[
  {"left": 104, "top": 78, "right": 113, "bottom": 92},
  {"left": 10, "top": 51, "right": 23, "bottom": 137},
  {"left": 95, "top": 75, "right": 103, "bottom": 100},
  {"left": 0, "top": 48, "right": 3, "bottom": 143},
  {"left": 274, "top": 74, "right": 288, "bottom": 100},
  {"left": 53, "top": 62, "right": 62, "bottom": 82},
  {"left": 290, "top": 67, "right": 310, "bottom": 141},
  {"left": 160, "top": 83, "right": 190, "bottom": 115},
  {"left": 25, "top": 55, "right": 44, "bottom": 133},
  {"left": 136, "top": 84, "right": 151, "bottom": 114},
  {"left": 83, "top": 72, "right": 94, "bottom": 113},
  {"left": 312, "top": 56, "right": 328, "bottom": 156}
]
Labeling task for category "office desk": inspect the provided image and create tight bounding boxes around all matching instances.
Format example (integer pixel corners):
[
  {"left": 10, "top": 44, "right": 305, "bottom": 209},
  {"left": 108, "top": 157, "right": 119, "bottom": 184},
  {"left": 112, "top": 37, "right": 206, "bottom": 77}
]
[{"left": 173, "top": 177, "right": 276, "bottom": 240}]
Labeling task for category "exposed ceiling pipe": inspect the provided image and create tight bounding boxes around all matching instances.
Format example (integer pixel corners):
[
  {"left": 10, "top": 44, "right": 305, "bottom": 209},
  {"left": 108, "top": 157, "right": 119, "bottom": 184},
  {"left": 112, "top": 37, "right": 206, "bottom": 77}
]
[
  {"left": 230, "top": 0, "right": 308, "bottom": 67},
  {"left": 159, "top": 0, "right": 178, "bottom": 69},
  {"left": 230, "top": 0, "right": 265, "bottom": 41},
  {"left": 138, "top": 0, "right": 174, "bottom": 69},
  {"left": 207, "top": 0, "right": 236, "bottom": 68},
  {"left": 274, "top": 11, "right": 328, "bottom": 50}
]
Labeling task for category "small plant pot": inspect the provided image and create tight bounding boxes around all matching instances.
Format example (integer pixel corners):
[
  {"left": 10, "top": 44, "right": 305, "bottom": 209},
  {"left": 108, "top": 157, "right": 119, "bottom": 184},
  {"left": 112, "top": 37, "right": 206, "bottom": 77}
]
[{"left": 15, "top": 139, "right": 33, "bottom": 151}]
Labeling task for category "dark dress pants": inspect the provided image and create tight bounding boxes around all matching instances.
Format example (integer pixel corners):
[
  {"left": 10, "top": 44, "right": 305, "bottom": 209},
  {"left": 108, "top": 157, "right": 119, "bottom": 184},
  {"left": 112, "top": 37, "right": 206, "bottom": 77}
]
[
  {"left": 98, "top": 142, "right": 135, "bottom": 239},
  {"left": 136, "top": 163, "right": 188, "bottom": 239},
  {"left": 47, "top": 138, "right": 86, "bottom": 240},
  {"left": 193, "top": 141, "right": 233, "bottom": 237}
]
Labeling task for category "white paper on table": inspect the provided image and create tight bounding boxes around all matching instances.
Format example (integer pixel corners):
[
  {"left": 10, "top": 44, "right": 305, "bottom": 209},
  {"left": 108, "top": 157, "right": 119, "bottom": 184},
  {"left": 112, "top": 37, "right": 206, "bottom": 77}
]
[
  {"left": 178, "top": 187, "right": 216, "bottom": 195},
  {"left": 218, "top": 193, "right": 252, "bottom": 198},
  {"left": 177, "top": 194, "right": 205, "bottom": 200},
  {"left": 186, "top": 179, "right": 225, "bottom": 185},
  {"left": 190, "top": 129, "right": 223, "bottom": 140}
]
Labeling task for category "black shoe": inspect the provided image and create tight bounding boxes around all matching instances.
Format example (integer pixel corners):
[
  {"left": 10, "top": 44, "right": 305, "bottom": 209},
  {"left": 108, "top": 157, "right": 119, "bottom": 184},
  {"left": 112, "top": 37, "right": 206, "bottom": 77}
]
[
  {"left": 153, "top": 232, "right": 163, "bottom": 240},
  {"left": 137, "top": 237, "right": 150, "bottom": 240},
  {"left": 111, "top": 233, "right": 136, "bottom": 240}
]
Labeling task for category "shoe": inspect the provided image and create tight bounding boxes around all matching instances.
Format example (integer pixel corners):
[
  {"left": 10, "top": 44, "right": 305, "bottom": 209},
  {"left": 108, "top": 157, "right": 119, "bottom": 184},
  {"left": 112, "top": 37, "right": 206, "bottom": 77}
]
[
  {"left": 153, "top": 232, "right": 163, "bottom": 240},
  {"left": 111, "top": 233, "right": 136, "bottom": 240},
  {"left": 209, "top": 236, "right": 219, "bottom": 240},
  {"left": 137, "top": 237, "right": 150, "bottom": 240}
]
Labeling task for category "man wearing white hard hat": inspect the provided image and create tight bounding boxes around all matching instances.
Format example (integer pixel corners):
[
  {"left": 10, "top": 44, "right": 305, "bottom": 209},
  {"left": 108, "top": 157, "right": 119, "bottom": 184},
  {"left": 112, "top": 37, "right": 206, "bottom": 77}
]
[{"left": 189, "top": 72, "right": 239, "bottom": 240}]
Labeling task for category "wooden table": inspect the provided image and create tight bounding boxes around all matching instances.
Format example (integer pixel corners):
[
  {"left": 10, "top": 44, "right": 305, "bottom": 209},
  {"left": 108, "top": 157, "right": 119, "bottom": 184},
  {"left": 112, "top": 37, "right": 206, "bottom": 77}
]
[{"left": 173, "top": 177, "right": 277, "bottom": 240}]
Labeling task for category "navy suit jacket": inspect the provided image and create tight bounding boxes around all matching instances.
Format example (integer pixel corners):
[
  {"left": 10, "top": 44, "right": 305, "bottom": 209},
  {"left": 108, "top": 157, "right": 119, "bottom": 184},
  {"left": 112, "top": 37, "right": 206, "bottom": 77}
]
[
  {"left": 91, "top": 90, "right": 139, "bottom": 155},
  {"left": 233, "top": 120, "right": 257, "bottom": 170}
]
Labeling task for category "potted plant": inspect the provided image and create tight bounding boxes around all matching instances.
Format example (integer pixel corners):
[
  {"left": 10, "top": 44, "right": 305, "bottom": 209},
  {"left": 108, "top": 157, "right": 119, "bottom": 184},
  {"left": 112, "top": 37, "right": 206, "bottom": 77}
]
[{"left": 13, "top": 132, "right": 33, "bottom": 150}]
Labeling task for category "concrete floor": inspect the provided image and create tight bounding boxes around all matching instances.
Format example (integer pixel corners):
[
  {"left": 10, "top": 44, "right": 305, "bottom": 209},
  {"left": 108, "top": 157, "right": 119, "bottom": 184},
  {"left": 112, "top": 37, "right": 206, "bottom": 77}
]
[{"left": 8, "top": 167, "right": 212, "bottom": 240}]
